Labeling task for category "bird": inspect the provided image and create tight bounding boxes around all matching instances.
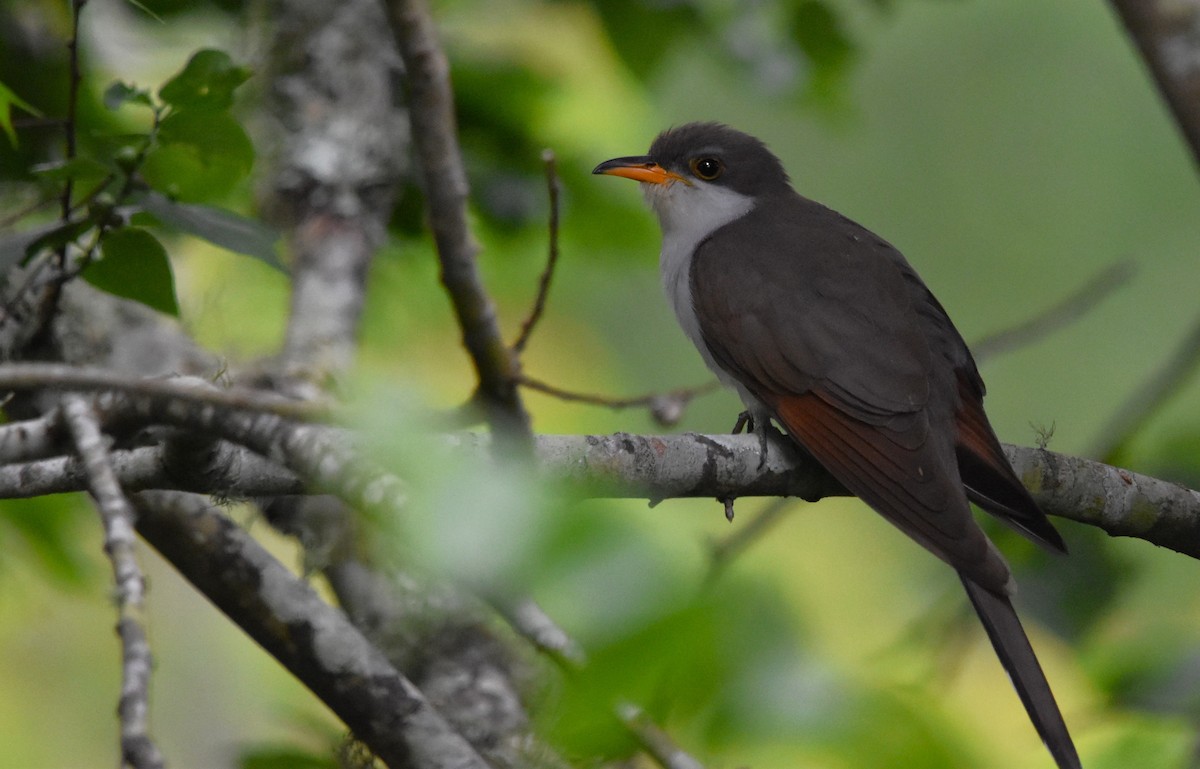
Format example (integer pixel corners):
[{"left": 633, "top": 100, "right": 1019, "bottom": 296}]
[{"left": 593, "top": 122, "right": 1080, "bottom": 769}]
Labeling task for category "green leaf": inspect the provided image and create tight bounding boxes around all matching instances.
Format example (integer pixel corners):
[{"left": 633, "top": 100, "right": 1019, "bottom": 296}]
[
  {"left": 84, "top": 227, "right": 179, "bottom": 315},
  {"left": 103, "top": 81, "right": 155, "bottom": 111},
  {"left": 141, "top": 110, "right": 254, "bottom": 201},
  {"left": 0, "top": 79, "right": 41, "bottom": 147},
  {"left": 158, "top": 49, "right": 251, "bottom": 112},
  {"left": 140, "top": 191, "right": 284, "bottom": 272}
]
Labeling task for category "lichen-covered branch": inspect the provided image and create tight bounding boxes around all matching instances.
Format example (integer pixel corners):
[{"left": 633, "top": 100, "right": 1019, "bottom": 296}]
[
  {"left": 263, "top": 0, "right": 406, "bottom": 384},
  {"left": 2, "top": 384, "right": 1198, "bottom": 558}
]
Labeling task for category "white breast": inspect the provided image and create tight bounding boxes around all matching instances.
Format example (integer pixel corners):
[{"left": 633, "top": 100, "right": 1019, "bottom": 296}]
[{"left": 644, "top": 181, "right": 760, "bottom": 406}]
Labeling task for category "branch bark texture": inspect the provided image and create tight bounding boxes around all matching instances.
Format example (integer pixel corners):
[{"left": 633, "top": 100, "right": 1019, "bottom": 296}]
[{"left": 132, "top": 491, "right": 493, "bottom": 769}]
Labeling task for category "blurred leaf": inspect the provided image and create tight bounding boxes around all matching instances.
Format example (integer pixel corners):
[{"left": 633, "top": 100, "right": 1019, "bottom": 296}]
[
  {"left": 540, "top": 598, "right": 727, "bottom": 759},
  {"left": 158, "top": 49, "right": 250, "bottom": 112},
  {"left": 1086, "top": 719, "right": 1192, "bottom": 769},
  {"left": 0, "top": 79, "right": 41, "bottom": 147},
  {"left": 142, "top": 110, "right": 253, "bottom": 201},
  {"left": 586, "top": 0, "right": 702, "bottom": 77},
  {"left": 140, "top": 191, "right": 284, "bottom": 271},
  {"left": 1, "top": 496, "right": 93, "bottom": 586},
  {"left": 84, "top": 226, "right": 179, "bottom": 315},
  {"left": 239, "top": 746, "right": 336, "bottom": 769},
  {"left": 103, "top": 80, "right": 155, "bottom": 111},
  {"left": 789, "top": 0, "right": 856, "bottom": 100},
  {"left": 31, "top": 156, "right": 112, "bottom": 186}
]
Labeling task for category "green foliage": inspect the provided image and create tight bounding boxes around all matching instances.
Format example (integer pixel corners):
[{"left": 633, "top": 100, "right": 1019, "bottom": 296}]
[
  {"left": 85, "top": 227, "right": 179, "bottom": 316},
  {"left": 586, "top": 0, "right": 703, "bottom": 75},
  {"left": 238, "top": 746, "right": 337, "bottom": 769},
  {"left": 142, "top": 110, "right": 253, "bottom": 202},
  {"left": 158, "top": 49, "right": 251, "bottom": 112},
  {"left": 0, "top": 497, "right": 93, "bottom": 587},
  {"left": 0, "top": 79, "right": 40, "bottom": 147},
  {"left": 102, "top": 81, "right": 155, "bottom": 112}
]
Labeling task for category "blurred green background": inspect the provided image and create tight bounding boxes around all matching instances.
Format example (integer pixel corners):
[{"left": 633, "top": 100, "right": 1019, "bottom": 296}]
[{"left": 2, "top": 0, "right": 1200, "bottom": 767}]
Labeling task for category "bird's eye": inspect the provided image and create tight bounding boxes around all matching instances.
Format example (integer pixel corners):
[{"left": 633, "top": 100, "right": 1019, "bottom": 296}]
[{"left": 690, "top": 157, "right": 722, "bottom": 180}]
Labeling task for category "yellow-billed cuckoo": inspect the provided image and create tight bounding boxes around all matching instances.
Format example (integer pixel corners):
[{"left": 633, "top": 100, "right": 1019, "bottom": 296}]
[{"left": 594, "top": 122, "right": 1080, "bottom": 769}]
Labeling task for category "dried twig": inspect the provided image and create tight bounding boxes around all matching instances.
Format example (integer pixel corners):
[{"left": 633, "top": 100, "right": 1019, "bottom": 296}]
[
  {"left": 517, "top": 373, "right": 720, "bottom": 426},
  {"left": 512, "top": 150, "right": 562, "bottom": 354},
  {"left": 61, "top": 395, "right": 164, "bottom": 769},
  {"left": 971, "top": 260, "right": 1134, "bottom": 363}
]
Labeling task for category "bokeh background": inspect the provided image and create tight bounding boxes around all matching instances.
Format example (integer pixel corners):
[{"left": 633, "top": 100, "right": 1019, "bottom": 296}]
[{"left": 2, "top": 0, "right": 1199, "bottom": 767}]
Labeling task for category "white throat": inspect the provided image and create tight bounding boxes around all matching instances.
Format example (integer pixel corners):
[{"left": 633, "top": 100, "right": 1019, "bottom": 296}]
[{"left": 643, "top": 180, "right": 757, "bottom": 399}]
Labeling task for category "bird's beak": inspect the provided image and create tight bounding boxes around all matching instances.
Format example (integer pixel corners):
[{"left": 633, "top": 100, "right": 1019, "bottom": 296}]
[{"left": 592, "top": 156, "right": 687, "bottom": 185}]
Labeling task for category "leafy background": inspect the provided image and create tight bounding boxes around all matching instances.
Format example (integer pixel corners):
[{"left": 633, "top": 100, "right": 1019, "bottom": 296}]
[{"left": 1, "top": 0, "right": 1199, "bottom": 767}]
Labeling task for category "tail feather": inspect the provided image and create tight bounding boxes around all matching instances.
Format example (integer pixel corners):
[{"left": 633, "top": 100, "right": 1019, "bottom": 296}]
[{"left": 960, "top": 576, "right": 1081, "bottom": 769}]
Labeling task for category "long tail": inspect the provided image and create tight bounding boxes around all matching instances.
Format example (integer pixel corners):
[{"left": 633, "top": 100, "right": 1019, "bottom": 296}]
[{"left": 960, "top": 576, "right": 1081, "bottom": 769}]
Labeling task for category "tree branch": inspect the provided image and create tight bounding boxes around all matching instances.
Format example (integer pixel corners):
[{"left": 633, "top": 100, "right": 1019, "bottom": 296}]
[
  {"left": 264, "top": 0, "right": 405, "bottom": 385},
  {"left": 132, "top": 491, "right": 492, "bottom": 769},
  {"left": 385, "top": 0, "right": 532, "bottom": 446}
]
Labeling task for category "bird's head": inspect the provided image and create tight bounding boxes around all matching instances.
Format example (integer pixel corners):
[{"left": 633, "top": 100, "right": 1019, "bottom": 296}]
[{"left": 593, "top": 122, "right": 790, "bottom": 235}]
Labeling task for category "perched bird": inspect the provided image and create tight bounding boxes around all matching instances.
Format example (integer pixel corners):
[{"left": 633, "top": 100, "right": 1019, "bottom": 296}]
[{"left": 594, "top": 122, "right": 1080, "bottom": 769}]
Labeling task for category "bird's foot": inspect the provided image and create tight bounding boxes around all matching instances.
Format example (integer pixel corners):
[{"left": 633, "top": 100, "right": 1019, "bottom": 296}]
[
  {"left": 719, "top": 496, "right": 736, "bottom": 522},
  {"left": 733, "top": 408, "right": 787, "bottom": 471}
]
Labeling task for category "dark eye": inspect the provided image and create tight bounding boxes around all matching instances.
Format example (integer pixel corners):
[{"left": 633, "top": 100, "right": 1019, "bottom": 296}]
[{"left": 690, "top": 157, "right": 722, "bottom": 180}]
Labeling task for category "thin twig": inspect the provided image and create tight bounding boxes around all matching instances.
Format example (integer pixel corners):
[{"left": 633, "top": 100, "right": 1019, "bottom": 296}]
[
  {"left": 62, "top": 395, "right": 164, "bottom": 769},
  {"left": 386, "top": 0, "right": 532, "bottom": 446},
  {"left": 1093, "top": 309, "right": 1200, "bottom": 463},
  {"left": 617, "top": 702, "right": 707, "bottom": 769},
  {"left": 0, "top": 190, "right": 61, "bottom": 230},
  {"left": 517, "top": 373, "right": 720, "bottom": 426},
  {"left": 0, "top": 363, "right": 330, "bottom": 419},
  {"left": 494, "top": 596, "right": 586, "bottom": 669},
  {"left": 512, "top": 149, "right": 562, "bottom": 354},
  {"left": 61, "top": 0, "right": 88, "bottom": 231},
  {"left": 972, "top": 260, "right": 1134, "bottom": 363}
]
